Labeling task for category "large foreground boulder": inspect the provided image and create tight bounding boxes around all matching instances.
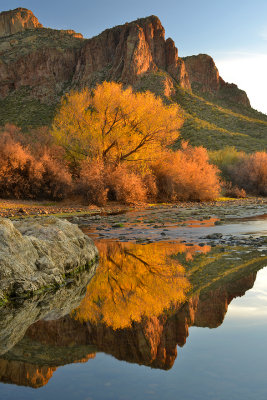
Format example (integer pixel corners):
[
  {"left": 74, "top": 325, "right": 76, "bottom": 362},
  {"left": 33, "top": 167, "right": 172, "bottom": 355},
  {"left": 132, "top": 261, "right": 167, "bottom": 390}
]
[{"left": 0, "top": 217, "right": 98, "bottom": 301}]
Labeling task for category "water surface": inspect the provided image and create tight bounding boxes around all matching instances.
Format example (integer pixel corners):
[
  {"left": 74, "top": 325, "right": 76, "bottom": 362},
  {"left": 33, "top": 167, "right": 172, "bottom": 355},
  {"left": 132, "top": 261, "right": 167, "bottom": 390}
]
[{"left": 0, "top": 213, "right": 267, "bottom": 400}]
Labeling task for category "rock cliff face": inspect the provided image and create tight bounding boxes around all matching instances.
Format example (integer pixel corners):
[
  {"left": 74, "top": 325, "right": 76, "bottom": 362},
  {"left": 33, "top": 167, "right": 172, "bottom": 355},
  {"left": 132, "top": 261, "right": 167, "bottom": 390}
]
[
  {"left": 183, "top": 54, "right": 250, "bottom": 107},
  {"left": 183, "top": 54, "right": 220, "bottom": 94},
  {"left": 0, "top": 8, "right": 249, "bottom": 109},
  {"left": 0, "top": 8, "right": 42, "bottom": 37},
  {"left": 72, "top": 16, "right": 190, "bottom": 90}
]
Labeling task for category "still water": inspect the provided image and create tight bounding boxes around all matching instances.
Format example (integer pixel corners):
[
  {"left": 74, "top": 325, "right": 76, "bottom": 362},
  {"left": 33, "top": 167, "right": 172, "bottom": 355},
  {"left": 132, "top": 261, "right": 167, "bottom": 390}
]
[{"left": 0, "top": 231, "right": 267, "bottom": 399}]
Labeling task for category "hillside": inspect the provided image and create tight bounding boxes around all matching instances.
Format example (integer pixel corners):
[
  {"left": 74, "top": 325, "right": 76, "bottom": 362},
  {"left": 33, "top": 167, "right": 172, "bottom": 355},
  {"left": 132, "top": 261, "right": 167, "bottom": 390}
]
[
  {"left": 0, "top": 8, "right": 266, "bottom": 151},
  {"left": 173, "top": 86, "right": 267, "bottom": 151}
]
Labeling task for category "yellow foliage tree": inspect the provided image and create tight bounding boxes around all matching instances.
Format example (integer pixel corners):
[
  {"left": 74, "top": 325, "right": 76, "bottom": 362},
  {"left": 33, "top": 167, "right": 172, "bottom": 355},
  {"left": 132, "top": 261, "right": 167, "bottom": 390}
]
[
  {"left": 51, "top": 82, "right": 183, "bottom": 165},
  {"left": 72, "top": 241, "right": 210, "bottom": 330}
]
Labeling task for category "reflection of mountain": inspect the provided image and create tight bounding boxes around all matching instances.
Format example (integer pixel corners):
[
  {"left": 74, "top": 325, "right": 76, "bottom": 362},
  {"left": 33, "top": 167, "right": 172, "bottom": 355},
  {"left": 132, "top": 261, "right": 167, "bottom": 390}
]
[
  {"left": 0, "top": 263, "right": 98, "bottom": 356},
  {"left": 0, "top": 360, "right": 56, "bottom": 388},
  {"left": 0, "top": 241, "right": 266, "bottom": 388}
]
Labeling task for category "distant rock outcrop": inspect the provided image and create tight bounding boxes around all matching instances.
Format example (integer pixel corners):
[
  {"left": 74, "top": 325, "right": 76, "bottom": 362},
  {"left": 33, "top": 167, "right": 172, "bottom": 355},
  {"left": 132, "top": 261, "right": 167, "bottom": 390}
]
[
  {"left": 183, "top": 54, "right": 250, "bottom": 107},
  {"left": 0, "top": 8, "right": 43, "bottom": 37}
]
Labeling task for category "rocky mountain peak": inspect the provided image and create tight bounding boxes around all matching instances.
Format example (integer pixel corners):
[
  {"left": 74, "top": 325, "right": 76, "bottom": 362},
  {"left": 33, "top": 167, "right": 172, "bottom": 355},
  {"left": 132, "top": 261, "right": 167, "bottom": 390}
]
[
  {"left": 183, "top": 53, "right": 250, "bottom": 106},
  {"left": 183, "top": 53, "right": 220, "bottom": 93},
  {"left": 0, "top": 8, "right": 43, "bottom": 37},
  {"left": 73, "top": 14, "right": 190, "bottom": 91}
]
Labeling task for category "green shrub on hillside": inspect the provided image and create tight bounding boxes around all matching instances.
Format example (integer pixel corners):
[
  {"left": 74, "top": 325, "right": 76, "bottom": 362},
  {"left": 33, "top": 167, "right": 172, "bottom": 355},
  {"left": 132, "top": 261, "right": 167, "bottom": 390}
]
[{"left": 173, "top": 86, "right": 267, "bottom": 152}]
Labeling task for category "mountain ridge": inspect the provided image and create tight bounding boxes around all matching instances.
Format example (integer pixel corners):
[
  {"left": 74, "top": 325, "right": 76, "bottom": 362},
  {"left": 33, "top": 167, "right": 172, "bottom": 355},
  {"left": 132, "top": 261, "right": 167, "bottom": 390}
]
[{"left": 0, "top": 8, "right": 266, "bottom": 151}]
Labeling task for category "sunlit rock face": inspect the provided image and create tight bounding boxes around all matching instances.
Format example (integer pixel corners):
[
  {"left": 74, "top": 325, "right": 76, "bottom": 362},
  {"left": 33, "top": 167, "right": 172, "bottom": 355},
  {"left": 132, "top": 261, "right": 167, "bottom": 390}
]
[
  {"left": 0, "top": 11, "right": 190, "bottom": 101},
  {"left": 0, "top": 8, "right": 42, "bottom": 37},
  {"left": 0, "top": 8, "right": 249, "bottom": 107},
  {"left": 72, "top": 15, "right": 190, "bottom": 90},
  {"left": 183, "top": 54, "right": 220, "bottom": 94},
  {"left": 183, "top": 54, "right": 250, "bottom": 107}
]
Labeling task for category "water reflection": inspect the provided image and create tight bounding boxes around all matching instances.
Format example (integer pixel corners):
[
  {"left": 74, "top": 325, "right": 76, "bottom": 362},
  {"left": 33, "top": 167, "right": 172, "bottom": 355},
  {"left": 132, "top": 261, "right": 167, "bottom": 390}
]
[
  {"left": 73, "top": 241, "right": 210, "bottom": 329},
  {"left": 0, "top": 240, "right": 266, "bottom": 389}
]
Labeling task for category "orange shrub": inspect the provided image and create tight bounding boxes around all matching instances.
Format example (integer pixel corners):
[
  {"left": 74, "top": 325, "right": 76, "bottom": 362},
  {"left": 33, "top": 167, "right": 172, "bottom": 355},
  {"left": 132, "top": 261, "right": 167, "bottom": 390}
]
[
  {"left": 0, "top": 132, "right": 71, "bottom": 200},
  {"left": 38, "top": 152, "right": 72, "bottom": 200},
  {"left": 152, "top": 143, "right": 221, "bottom": 201},
  {"left": 75, "top": 159, "right": 108, "bottom": 205},
  {"left": 106, "top": 164, "right": 147, "bottom": 204},
  {"left": 222, "top": 182, "right": 246, "bottom": 198},
  {"left": 143, "top": 173, "right": 158, "bottom": 199}
]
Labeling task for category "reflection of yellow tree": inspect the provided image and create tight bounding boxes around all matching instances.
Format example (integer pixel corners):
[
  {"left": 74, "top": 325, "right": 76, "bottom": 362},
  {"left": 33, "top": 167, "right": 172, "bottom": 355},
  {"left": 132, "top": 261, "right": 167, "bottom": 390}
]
[{"left": 73, "top": 242, "right": 210, "bottom": 329}]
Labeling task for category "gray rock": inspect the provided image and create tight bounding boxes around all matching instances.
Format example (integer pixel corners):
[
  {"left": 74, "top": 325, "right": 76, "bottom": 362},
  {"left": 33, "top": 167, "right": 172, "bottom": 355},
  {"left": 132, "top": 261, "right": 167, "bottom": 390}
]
[
  {"left": 0, "top": 266, "right": 98, "bottom": 355},
  {"left": 205, "top": 233, "right": 223, "bottom": 239},
  {"left": 0, "top": 217, "right": 98, "bottom": 300}
]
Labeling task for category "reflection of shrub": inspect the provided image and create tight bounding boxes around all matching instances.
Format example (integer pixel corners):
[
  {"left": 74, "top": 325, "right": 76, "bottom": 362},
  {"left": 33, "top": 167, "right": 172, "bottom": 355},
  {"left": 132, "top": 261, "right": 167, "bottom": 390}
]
[
  {"left": 0, "top": 132, "right": 71, "bottom": 200},
  {"left": 152, "top": 143, "right": 221, "bottom": 201},
  {"left": 229, "top": 152, "right": 267, "bottom": 196}
]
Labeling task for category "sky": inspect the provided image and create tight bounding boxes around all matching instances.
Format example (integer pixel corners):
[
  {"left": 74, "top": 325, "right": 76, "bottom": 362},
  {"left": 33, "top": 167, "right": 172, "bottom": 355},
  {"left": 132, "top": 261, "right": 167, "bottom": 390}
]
[{"left": 1, "top": 0, "right": 267, "bottom": 113}]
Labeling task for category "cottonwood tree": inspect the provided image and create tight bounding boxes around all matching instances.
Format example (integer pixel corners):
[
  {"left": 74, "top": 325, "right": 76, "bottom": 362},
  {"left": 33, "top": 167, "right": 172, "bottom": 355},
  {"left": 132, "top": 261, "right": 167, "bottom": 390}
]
[{"left": 51, "top": 82, "right": 183, "bottom": 166}]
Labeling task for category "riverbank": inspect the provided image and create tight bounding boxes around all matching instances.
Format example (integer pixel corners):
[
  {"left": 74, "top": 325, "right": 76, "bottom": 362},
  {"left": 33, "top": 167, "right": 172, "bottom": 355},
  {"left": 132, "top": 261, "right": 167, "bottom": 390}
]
[{"left": 0, "top": 197, "right": 266, "bottom": 220}]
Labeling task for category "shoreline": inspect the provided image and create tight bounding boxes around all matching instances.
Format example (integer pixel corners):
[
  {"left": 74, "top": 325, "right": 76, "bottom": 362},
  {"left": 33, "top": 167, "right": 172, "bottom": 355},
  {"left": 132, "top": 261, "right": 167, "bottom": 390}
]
[{"left": 0, "top": 196, "right": 266, "bottom": 220}]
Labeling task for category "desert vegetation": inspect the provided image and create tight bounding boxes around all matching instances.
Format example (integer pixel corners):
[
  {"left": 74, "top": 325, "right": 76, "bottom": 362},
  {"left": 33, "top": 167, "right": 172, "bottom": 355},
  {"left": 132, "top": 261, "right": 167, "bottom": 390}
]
[
  {"left": 1, "top": 82, "right": 267, "bottom": 205},
  {"left": 51, "top": 81, "right": 182, "bottom": 165},
  {"left": 174, "top": 86, "right": 267, "bottom": 152},
  {"left": 210, "top": 146, "right": 267, "bottom": 197},
  {"left": 50, "top": 82, "right": 221, "bottom": 204},
  {"left": 0, "top": 124, "right": 71, "bottom": 200}
]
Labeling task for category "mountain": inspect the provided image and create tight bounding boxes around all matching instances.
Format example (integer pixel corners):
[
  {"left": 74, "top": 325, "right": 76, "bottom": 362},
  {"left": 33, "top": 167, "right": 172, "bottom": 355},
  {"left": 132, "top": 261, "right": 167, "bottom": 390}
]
[
  {"left": 0, "top": 8, "right": 266, "bottom": 151},
  {"left": 0, "top": 269, "right": 259, "bottom": 387}
]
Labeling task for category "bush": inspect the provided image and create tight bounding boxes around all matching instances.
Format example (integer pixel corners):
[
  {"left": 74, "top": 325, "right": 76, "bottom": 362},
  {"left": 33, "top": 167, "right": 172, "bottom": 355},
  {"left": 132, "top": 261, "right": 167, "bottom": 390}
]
[
  {"left": 75, "top": 159, "right": 108, "bottom": 206},
  {"left": 209, "top": 146, "right": 245, "bottom": 180},
  {"left": 143, "top": 173, "right": 158, "bottom": 200},
  {"left": 75, "top": 162, "right": 148, "bottom": 205},
  {"left": 152, "top": 143, "right": 221, "bottom": 201},
  {"left": 38, "top": 152, "right": 72, "bottom": 200},
  {"left": 222, "top": 182, "right": 246, "bottom": 198},
  {"left": 0, "top": 132, "right": 71, "bottom": 200},
  {"left": 229, "top": 152, "right": 267, "bottom": 196},
  {"left": 106, "top": 164, "right": 147, "bottom": 204}
]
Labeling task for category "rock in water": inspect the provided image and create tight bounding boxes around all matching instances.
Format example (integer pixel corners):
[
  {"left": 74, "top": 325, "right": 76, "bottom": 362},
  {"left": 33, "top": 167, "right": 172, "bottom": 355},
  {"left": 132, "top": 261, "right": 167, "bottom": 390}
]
[{"left": 0, "top": 217, "right": 98, "bottom": 301}]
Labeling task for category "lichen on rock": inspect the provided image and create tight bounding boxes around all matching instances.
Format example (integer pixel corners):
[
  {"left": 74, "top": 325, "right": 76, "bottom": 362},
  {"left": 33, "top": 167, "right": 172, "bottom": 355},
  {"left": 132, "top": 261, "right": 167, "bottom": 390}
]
[{"left": 0, "top": 217, "right": 98, "bottom": 301}]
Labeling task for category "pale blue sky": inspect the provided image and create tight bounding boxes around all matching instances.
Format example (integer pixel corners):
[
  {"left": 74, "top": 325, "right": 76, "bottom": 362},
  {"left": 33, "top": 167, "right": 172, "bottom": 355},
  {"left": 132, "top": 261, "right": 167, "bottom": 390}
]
[{"left": 1, "top": 0, "right": 267, "bottom": 112}]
